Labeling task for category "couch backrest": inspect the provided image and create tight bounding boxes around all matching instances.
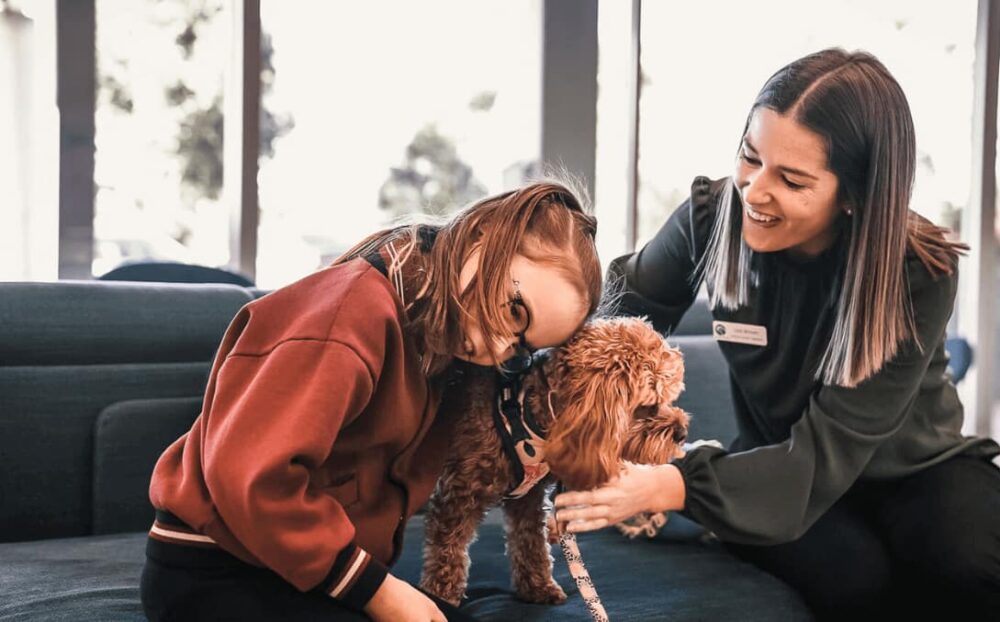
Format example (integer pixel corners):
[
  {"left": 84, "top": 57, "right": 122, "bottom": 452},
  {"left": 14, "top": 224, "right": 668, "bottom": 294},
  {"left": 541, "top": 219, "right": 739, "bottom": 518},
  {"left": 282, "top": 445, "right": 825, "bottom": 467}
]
[
  {"left": 671, "top": 295, "right": 714, "bottom": 336},
  {"left": 0, "top": 281, "right": 253, "bottom": 542},
  {"left": 0, "top": 283, "right": 734, "bottom": 543}
]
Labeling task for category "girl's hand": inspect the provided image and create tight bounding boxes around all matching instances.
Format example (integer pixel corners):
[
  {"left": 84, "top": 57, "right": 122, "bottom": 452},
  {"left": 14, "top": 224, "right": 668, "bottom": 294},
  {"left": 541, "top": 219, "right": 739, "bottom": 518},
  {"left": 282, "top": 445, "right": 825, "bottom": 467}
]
[
  {"left": 364, "top": 574, "right": 447, "bottom": 622},
  {"left": 552, "top": 462, "right": 686, "bottom": 533}
]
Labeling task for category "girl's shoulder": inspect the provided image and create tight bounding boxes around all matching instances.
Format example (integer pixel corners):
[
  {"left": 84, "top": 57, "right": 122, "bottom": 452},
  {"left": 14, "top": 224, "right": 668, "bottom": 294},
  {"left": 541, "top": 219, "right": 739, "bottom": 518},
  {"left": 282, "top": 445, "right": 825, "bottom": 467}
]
[{"left": 233, "top": 259, "right": 402, "bottom": 355}]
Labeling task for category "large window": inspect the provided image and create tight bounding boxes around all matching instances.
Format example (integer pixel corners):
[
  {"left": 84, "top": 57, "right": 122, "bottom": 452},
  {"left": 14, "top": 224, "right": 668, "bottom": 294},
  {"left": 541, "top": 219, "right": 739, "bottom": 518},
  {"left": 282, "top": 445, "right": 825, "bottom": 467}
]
[
  {"left": 1, "top": 0, "right": 58, "bottom": 281},
  {"left": 636, "top": 0, "right": 978, "bottom": 247},
  {"left": 2, "top": 0, "right": 997, "bottom": 437},
  {"left": 94, "top": 0, "right": 231, "bottom": 277},
  {"left": 256, "top": 0, "right": 541, "bottom": 288}
]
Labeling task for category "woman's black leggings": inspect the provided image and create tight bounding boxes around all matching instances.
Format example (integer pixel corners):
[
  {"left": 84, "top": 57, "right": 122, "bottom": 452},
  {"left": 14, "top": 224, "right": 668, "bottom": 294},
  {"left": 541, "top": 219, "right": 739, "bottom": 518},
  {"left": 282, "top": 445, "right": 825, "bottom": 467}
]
[
  {"left": 140, "top": 537, "right": 478, "bottom": 621},
  {"left": 725, "top": 454, "right": 1000, "bottom": 621}
]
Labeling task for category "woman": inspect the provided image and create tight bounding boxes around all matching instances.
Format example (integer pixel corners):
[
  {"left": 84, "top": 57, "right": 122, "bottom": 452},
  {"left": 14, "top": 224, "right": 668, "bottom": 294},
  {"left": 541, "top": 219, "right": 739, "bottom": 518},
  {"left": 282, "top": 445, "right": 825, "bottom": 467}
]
[
  {"left": 140, "top": 181, "right": 602, "bottom": 621},
  {"left": 554, "top": 49, "right": 1000, "bottom": 618}
]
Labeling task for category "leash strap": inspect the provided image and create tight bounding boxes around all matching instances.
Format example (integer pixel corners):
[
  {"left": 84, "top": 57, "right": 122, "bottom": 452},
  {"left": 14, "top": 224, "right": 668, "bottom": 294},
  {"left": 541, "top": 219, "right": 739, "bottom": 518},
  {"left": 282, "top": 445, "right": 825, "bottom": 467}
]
[{"left": 559, "top": 531, "right": 610, "bottom": 622}]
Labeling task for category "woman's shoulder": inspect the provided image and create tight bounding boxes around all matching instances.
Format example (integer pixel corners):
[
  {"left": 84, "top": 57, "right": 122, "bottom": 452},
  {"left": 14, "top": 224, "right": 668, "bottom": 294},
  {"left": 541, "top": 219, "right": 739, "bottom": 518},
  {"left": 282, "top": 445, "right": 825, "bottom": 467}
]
[
  {"left": 905, "top": 252, "right": 958, "bottom": 293},
  {"left": 687, "top": 175, "right": 734, "bottom": 220},
  {"left": 904, "top": 211, "right": 962, "bottom": 298},
  {"left": 676, "top": 175, "right": 732, "bottom": 255},
  {"left": 690, "top": 175, "right": 730, "bottom": 209},
  {"left": 903, "top": 250, "right": 959, "bottom": 319}
]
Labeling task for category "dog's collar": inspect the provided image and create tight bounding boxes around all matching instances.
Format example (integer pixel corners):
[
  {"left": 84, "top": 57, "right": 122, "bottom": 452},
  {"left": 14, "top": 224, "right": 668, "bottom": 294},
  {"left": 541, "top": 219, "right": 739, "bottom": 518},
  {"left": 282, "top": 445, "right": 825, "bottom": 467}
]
[{"left": 493, "top": 369, "right": 551, "bottom": 499}]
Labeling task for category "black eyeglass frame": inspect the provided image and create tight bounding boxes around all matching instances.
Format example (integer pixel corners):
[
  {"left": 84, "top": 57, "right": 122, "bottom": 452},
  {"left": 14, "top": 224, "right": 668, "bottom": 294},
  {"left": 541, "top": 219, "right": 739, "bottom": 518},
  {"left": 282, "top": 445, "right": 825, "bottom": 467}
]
[{"left": 502, "top": 280, "right": 534, "bottom": 374}]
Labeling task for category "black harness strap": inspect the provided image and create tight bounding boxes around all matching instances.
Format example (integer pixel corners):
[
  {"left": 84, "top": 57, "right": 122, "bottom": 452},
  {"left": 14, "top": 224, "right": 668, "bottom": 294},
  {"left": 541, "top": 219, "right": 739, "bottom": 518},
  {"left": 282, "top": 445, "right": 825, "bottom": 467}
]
[
  {"left": 493, "top": 372, "right": 528, "bottom": 490},
  {"left": 364, "top": 250, "right": 389, "bottom": 277}
]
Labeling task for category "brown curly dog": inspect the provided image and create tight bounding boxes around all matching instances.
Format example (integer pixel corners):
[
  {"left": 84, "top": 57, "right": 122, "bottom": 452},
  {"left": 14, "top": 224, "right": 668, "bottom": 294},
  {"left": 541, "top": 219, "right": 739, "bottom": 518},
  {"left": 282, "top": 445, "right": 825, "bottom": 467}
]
[{"left": 420, "top": 316, "right": 689, "bottom": 606}]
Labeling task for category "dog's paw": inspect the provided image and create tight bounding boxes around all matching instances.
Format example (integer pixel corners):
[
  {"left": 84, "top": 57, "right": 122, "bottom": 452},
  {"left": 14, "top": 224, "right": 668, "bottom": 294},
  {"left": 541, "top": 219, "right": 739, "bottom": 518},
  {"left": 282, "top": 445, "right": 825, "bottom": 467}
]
[
  {"left": 516, "top": 580, "right": 568, "bottom": 605},
  {"left": 616, "top": 511, "right": 668, "bottom": 538},
  {"left": 615, "top": 521, "right": 645, "bottom": 539}
]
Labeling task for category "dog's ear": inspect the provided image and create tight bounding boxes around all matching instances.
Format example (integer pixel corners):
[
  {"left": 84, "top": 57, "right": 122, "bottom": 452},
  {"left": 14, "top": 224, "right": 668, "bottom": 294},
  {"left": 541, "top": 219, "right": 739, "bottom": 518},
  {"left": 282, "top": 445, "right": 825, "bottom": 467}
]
[
  {"left": 657, "top": 343, "right": 685, "bottom": 405},
  {"left": 622, "top": 407, "right": 689, "bottom": 464},
  {"left": 545, "top": 366, "right": 632, "bottom": 491}
]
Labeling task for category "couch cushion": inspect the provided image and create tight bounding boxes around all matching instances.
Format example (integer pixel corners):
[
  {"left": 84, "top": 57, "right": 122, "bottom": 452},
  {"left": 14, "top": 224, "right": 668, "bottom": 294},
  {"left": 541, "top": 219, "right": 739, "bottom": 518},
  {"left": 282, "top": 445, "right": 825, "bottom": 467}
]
[
  {"left": 671, "top": 296, "right": 713, "bottom": 336},
  {"left": 0, "top": 516, "right": 812, "bottom": 621},
  {"left": 92, "top": 397, "right": 203, "bottom": 535},
  {"left": 0, "top": 281, "right": 251, "bottom": 366},
  {"left": 0, "top": 363, "right": 210, "bottom": 543},
  {"left": 0, "top": 532, "right": 149, "bottom": 622},
  {"left": 396, "top": 519, "right": 813, "bottom": 620}
]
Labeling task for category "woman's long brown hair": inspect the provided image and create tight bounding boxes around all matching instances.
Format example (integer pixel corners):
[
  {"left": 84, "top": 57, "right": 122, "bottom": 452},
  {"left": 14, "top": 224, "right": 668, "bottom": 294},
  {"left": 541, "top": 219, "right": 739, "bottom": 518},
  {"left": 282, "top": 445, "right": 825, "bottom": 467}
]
[
  {"left": 702, "top": 49, "right": 967, "bottom": 388},
  {"left": 334, "top": 180, "right": 601, "bottom": 377}
]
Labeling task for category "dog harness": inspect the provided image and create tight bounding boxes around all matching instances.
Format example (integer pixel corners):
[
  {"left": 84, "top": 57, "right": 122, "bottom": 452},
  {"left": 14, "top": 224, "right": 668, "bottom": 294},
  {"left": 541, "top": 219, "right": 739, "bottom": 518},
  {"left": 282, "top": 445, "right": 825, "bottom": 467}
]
[{"left": 493, "top": 369, "right": 551, "bottom": 499}]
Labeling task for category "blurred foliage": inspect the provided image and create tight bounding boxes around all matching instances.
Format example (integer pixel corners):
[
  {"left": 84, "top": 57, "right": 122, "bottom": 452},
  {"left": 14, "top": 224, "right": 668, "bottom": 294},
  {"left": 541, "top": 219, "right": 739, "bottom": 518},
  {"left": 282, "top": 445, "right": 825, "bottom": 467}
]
[
  {"left": 98, "top": 0, "right": 294, "bottom": 205},
  {"left": 378, "top": 124, "right": 488, "bottom": 218}
]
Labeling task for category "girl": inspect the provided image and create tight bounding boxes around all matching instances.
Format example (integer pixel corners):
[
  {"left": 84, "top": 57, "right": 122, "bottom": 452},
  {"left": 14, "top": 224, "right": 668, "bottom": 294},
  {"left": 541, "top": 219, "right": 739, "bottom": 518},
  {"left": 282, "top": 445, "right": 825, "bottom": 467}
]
[
  {"left": 140, "top": 181, "right": 602, "bottom": 621},
  {"left": 554, "top": 49, "right": 1000, "bottom": 619}
]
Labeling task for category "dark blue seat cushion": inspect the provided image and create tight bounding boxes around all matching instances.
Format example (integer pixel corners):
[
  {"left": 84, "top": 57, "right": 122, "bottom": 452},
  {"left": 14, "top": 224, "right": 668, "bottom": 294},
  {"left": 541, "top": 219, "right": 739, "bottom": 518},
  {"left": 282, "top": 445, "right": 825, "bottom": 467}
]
[{"left": 0, "top": 516, "right": 811, "bottom": 621}]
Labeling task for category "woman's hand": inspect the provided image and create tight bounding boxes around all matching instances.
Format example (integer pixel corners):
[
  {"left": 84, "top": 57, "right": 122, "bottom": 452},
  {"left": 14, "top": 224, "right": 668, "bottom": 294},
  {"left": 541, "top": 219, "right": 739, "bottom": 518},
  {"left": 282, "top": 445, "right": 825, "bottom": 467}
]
[
  {"left": 553, "top": 462, "right": 686, "bottom": 533},
  {"left": 364, "top": 573, "right": 447, "bottom": 622}
]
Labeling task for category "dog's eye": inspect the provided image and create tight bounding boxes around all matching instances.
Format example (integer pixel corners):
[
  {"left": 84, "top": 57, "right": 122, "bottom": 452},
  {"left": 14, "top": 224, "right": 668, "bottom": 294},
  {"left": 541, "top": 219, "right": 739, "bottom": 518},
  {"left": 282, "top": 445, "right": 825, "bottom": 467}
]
[{"left": 633, "top": 405, "right": 657, "bottom": 420}]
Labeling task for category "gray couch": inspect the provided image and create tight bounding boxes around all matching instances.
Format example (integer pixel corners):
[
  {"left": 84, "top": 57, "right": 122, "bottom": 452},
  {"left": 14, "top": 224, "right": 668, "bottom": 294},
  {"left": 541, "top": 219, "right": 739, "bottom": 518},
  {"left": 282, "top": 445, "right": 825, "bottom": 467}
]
[{"left": 0, "top": 280, "right": 813, "bottom": 621}]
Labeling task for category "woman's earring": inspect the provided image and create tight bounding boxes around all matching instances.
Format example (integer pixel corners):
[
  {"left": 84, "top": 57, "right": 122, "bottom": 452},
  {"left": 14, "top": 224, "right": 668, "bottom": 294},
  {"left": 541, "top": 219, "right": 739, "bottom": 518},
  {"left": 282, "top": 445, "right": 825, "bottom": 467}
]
[{"left": 845, "top": 208, "right": 854, "bottom": 216}]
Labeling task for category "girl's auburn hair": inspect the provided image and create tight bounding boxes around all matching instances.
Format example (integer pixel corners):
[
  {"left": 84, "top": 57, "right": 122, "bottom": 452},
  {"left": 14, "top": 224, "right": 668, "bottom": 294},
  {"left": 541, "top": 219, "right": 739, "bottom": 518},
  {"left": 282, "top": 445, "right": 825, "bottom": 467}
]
[{"left": 333, "top": 179, "right": 601, "bottom": 376}]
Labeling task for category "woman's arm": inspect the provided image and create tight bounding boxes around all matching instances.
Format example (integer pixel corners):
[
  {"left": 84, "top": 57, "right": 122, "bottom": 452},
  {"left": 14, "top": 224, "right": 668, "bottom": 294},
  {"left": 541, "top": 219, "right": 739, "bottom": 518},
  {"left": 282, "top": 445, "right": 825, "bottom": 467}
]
[
  {"left": 674, "top": 265, "right": 958, "bottom": 545},
  {"left": 608, "top": 176, "right": 719, "bottom": 333},
  {"left": 559, "top": 261, "right": 959, "bottom": 545}
]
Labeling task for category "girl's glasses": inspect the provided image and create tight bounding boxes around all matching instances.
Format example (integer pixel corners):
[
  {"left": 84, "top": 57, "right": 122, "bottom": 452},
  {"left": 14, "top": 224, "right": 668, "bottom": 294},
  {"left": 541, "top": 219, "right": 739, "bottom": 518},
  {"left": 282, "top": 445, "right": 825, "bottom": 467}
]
[{"left": 503, "top": 280, "right": 533, "bottom": 374}]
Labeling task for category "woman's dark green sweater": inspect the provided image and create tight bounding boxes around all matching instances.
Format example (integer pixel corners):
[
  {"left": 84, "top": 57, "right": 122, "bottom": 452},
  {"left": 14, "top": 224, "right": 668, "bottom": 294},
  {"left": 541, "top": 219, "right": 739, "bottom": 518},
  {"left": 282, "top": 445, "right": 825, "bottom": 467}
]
[{"left": 609, "top": 176, "right": 1000, "bottom": 545}]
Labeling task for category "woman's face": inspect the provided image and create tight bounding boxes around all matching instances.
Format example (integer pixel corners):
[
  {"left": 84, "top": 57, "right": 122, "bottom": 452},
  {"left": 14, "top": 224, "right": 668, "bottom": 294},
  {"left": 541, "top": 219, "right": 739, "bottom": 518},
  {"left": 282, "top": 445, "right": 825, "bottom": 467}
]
[
  {"left": 455, "top": 250, "right": 588, "bottom": 366},
  {"left": 735, "top": 108, "right": 845, "bottom": 258}
]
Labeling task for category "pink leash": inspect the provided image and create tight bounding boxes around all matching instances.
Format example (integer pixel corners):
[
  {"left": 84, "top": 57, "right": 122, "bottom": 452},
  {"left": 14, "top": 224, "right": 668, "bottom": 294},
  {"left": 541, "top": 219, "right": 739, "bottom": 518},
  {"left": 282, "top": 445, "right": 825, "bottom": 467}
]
[{"left": 558, "top": 530, "right": 610, "bottom": 622}]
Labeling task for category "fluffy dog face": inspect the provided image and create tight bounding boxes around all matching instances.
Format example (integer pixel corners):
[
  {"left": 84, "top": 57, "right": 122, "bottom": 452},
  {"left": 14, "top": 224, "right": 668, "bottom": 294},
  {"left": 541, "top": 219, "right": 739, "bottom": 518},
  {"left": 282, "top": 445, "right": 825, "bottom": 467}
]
[{"left": 539, "top": 317, "right": 688, "bottom": 491}]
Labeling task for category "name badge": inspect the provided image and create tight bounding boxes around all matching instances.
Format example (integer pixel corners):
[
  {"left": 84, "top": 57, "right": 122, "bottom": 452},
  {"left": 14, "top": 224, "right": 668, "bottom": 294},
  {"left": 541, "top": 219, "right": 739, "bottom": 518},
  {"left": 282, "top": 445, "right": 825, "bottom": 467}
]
[{"left": 712, "top": 321, "right": 767, "bottom": 347}]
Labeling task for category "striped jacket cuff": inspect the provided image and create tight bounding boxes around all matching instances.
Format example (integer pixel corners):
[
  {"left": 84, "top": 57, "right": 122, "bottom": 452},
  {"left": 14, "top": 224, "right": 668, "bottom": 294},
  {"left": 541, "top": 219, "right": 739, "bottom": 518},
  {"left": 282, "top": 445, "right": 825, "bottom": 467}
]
[
  {"left": 149, "top": 511, "right": 219, "bottom": 548},
  {"left": 318, "top": 542, "right": 388, "bottom": 610}
]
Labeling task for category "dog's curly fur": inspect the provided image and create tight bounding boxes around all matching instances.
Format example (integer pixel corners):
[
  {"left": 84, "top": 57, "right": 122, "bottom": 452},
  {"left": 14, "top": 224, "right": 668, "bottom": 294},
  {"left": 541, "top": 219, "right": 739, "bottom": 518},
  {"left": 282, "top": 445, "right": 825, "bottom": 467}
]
[{"left": 420, "top": 317, "right": 690, "bottom": 605}]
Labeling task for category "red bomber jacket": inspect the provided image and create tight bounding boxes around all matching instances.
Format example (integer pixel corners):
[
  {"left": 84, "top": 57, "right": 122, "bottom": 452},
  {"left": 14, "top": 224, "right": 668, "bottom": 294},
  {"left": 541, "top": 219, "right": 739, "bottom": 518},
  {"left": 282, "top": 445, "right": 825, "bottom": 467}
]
[{"left": 148, "top": 257, "right": 454, "bottom": 610}]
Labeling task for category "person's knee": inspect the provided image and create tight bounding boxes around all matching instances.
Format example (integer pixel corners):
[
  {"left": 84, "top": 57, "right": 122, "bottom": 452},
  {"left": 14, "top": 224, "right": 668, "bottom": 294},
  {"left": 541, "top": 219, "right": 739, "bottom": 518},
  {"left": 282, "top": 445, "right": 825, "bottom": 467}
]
[
  {"left": 807, "top": 555, "right": 892, "bottom": 615},
  {"left": 925, "top": 533, "right": 1000, "bottom": 595}
]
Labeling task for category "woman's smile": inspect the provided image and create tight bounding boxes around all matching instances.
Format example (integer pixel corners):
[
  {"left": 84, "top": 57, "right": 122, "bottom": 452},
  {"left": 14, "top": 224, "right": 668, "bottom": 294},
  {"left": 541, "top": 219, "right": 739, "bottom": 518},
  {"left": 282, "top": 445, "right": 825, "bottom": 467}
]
[{"left": 744, "top": 203, "right": 781, "bottom": 226}]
